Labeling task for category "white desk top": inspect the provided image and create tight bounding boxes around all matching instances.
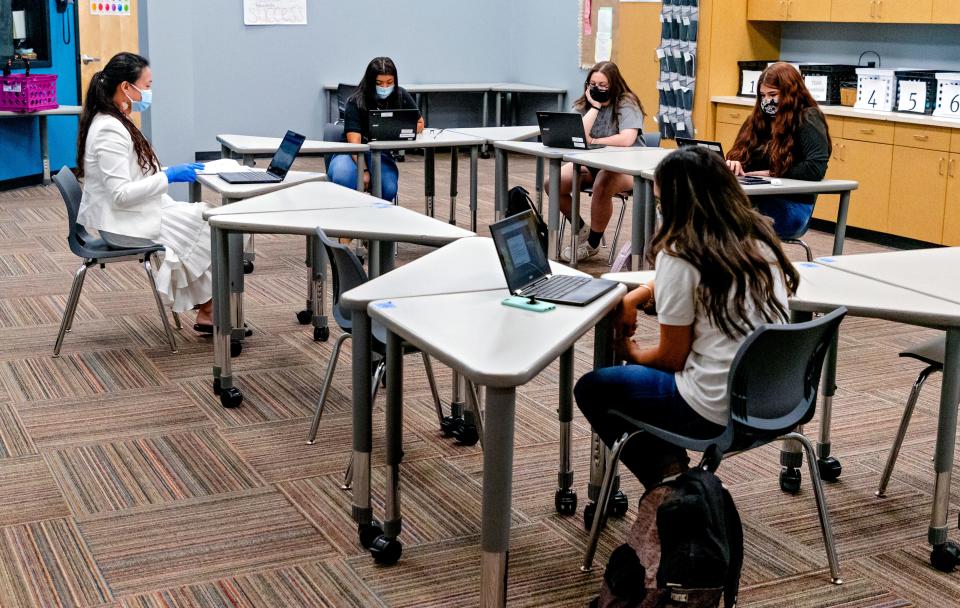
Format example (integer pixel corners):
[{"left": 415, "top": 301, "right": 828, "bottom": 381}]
[
  {"left": 600, "top": 270, "right": 658, "bottom": 288},
  {"left": 0, "top": 105, "right": 82, "bottom": 117},
  {"left": 203, "top": 181, "right": 378, "bottom": 218},
  {"left": 323, "top": 83, "right": 566, "bottom": 94},
  {"left": 447, "top": 126, "right": 540, "bottom": 143},
  {"left": 493, "top": 140, "right": 633, "bottom": 160},
  {"left": 631, "top": 164, "right": 859, "bottom": 194},
  {"left": 208, "top": 204, "right": 475, "bottom": 245},
  {"left": 490, "top": 83, "right": 568, "bottom": 94},
  {"left": 565, "top": 147, "right": 673, "bottom": 175},
  {"left": 196, "top": 170, "right": 326, "bottom": 200},
  {"left": 367, "top": 128, "right": 485, "bottom": 150},
  {"left": 368, "top": 284, "right": 626, "bottom": 388},
  {"left": 816, "top": 248, "right": 960, "bottom": 306},
  {"left": 341, "top": 236, "right": 586, "bottom": 310},
  {"left": 216, "top": 134, "right": 368, "bottom": 155}
]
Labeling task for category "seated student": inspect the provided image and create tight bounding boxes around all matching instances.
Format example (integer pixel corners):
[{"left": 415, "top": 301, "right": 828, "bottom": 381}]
[
  {"left": 552, "top": 61, "right": 646, "bottom": 263},
  {"left": 77, "top": 52, "right": 215, "bottom": 330},
  {"left": 328, "top": 56, "right": 424, "bottom": 201},
  {"left": 574, "top": 146, "right": 799, "bottom": 490},
  {"left": 725, "top": 62, "right": 831, "bottom": 240}
]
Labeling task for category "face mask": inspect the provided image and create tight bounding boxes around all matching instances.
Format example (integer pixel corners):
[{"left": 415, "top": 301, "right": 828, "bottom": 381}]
[
  {"left": 126, "top": 84, "right": 152, "bottom": 112},
  {"left": 589, "top": 85, "right": 610, "bottom": 104},
  {"left": 760, "top": 97, "right": 778, "bottom": 116},
  {"left": 375, "top": 85, "right": 395, "bottom": 100}
]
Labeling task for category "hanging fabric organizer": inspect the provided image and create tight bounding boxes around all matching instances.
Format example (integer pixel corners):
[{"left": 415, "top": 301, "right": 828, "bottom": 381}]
[{"left": 656, "top": 0, "right": 699, "bottom": 141}]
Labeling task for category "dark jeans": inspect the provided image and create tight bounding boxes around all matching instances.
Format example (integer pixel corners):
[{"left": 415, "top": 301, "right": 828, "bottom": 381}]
[
  {"left": 751, "top": 195, "right": 814, "bottom": 240},
  {"left": 575, "top": 364, "right": 725, "bottom": 491}
]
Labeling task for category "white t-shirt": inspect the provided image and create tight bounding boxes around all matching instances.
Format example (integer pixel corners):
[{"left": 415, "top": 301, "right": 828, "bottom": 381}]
[{"left": 653, "top": 248, "right": 789, "bottom": 426}]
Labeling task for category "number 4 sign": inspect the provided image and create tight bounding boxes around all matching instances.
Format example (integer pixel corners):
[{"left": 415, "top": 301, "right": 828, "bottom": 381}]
[{"left": 934, "top": 75, "right": 960, "bottom": 119}]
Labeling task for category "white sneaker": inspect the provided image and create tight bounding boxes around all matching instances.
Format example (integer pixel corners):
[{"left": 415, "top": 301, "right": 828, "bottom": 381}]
[
  {"left": 560, "top": 223, "right": 593, "bottom": 262},
  {"left": 561, "top": 239, "right": 600, "bottom": 263}
]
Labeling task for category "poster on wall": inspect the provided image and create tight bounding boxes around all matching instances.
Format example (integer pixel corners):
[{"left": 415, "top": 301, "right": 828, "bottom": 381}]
[
  {"left": 243, "top": 0, "right": 307, "bottom": 26},
  {"left": 90, "top": 2, "right": 132, "bottom": 16},
  {"left": 579, "top": 0, "right": 617, "bottom": 69}
]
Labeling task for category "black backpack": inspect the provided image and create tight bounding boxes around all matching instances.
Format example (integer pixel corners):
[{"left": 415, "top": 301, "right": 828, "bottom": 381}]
[
  {"left": 592, "top": 467, "right": 744, "bottom": 608},
  {"left": 506, "top": 186, "right": 549, "bottom": 253}
]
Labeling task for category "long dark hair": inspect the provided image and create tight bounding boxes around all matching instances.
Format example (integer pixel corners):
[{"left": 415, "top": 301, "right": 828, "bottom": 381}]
[
  {"left": 77, "top": 52, "right": 160, "bottom": 177},
  {"left": 573, "top": 61, "right": 645, "bottom": 130},
  {"left": 649, "top": 147, "right": 799, "bottom": 339},
  {"left": 349, "top": 56, "right": 402, "bottom": 112},
  {"left": 727, "top": 62, "right": 831, "bottom": 176}
]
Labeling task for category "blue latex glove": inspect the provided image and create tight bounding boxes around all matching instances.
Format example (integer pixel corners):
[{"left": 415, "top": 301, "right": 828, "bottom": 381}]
[{"left": 164, "top": 162, "right": 205, "bottom": 183}]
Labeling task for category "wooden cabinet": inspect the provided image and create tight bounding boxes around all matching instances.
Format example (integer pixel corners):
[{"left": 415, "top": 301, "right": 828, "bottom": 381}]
[
  {"left": 932, "top": 0, "right": 960, "bottom": 24},
  {"left": 878, "top": 0, "right": 934, "bottom": 23},
  {"left": 831, "top": 0, "right": 877, "bottom": 21},
  {"left": 894, "top": 124, "right": 952, "bottom": 152},
  {"left": 888, "top": 147, "right": 949, "bottom": 242},
  {"left": 716, "top": 103, "right": 750, "bottom": 125},
  {"left": 748, "top": 0, "right": 831, "bottom": 20},
  {"left": 942, "top": 154, "right": 960, "bottom": 244},
  {"left": 716, "top": 122, "right": 743, "bottom": 155},
  {"left": 748, "top": 0, "right": 789, "bottom": 20},
  {"left": 833, "top": 139, "right": 893, "bottom": 233},
  {"left": 843, "top": 117, "right": 894, "bottom": 144}
]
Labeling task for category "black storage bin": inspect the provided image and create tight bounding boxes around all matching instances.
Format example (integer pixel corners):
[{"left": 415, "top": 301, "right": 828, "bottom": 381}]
[
  {"left": 894, "top": 71, "right": 938, "bottom": 115},
  {"left": 737, "top": 60, "right": 774, "bottom": 98},
  {"left": 798, "top": 64, "right": 858, "bottom": 105}
]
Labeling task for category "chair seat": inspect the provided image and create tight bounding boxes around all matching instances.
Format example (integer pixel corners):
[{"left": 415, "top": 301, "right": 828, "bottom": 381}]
[
  {"left": 899, "top": 336, "right": 945, "bottom": 368},
  {"left": 580, "top": 185, "right": 629, "bottom": 199},
  {"left": 76, "top": 238, "right": 164, "bottom": 261}
]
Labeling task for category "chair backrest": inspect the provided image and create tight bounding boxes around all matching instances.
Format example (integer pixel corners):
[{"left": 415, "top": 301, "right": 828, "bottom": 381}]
[
  {"left": 313, "top": 227, "right": 368, "bottom": 333},
  {"left": 337, "top": 83, "right": 358, "bottom": 121},
  {"left": 642, "top": 131, "right": 661, "bottom": 147},
  {"left": 321, "top": 122, "right": 346, "bottom": 171},
  {"left": 52, "top": 166, "right": 95, "bottom": 257},
  {"left": 727, "top": 307, "right": 846, "bottom": 438}
]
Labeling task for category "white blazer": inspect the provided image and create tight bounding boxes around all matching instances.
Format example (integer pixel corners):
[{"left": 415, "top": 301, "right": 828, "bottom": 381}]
[{"left": 77, "top": 113, "right": 171, "bottom": 240}]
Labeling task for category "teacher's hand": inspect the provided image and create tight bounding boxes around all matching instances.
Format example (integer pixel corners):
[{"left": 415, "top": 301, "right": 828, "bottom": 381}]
[{"left": 164, "top": 163, "right": 205, "bottom": 183}]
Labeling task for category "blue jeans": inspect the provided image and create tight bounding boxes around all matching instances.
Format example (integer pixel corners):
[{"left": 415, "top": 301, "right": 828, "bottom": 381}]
[
  {"left": 752, "top": 196, "right": 814, "bottom": 240},
  {"left": 328, "top": 151, "right": 399, "bottom": 202},
  {"left": 575, "top": 365, "right": 724, "bottom": 490}
]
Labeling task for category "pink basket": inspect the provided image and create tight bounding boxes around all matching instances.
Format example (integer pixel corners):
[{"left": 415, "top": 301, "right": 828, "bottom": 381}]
[{"left": 0, "top": 74, "right": 59, "bottom": 113}]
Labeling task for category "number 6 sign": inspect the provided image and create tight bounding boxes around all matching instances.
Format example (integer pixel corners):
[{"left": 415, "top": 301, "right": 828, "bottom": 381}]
[{"left": 933, "top": 74, "right": 960, "bottom": 119}]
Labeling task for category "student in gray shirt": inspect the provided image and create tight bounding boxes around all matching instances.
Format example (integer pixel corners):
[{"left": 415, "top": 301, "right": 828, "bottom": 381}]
[{"left": 552, "top": 61, "right": 647, "bottom": 263}]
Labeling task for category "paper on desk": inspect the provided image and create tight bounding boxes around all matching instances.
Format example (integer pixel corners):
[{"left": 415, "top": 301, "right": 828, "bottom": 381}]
[{"left": 197, "top": 159, "right": 242, "bottom": 174}]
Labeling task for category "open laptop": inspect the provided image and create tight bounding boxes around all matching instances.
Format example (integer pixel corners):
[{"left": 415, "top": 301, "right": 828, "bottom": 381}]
[
  {"left": 219, "top": 130, "right": 305, "bottom": 184},
  {"left": 676, "top": 137, "right": 771, "bottom": 185},
  {"left": 537, "top": 111, "right": 605, "bottom": 150},
  {"left": 490, "top": 211, "right": 617, "bottom": 306},
  {"left": 368, "top": 109, "right": 419, "bottom": 141}
]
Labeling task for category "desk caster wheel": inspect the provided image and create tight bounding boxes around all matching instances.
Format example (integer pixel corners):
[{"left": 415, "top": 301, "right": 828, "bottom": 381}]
[
  {"left": 243, "top": 260, "right": 254, "bottom": 274},
  {"left": 370, "top": 535, "right": 403, "bottom": 564},
  {"left": 219, "top": 386, "right": 243, "bottom": 408},
  {"left": 608, "top": 490, "right": 629, "bottom": 517},
  {"left": 453, "top": 423, "right": 479, "bottom": 446},
  {"left": 213, "top": 378, "right": 222, "bottom": 395},
  {"left": 440, "top": 415, "right": 463, "bottom": 437},
  {"left": 554, "top": 488, "right": 577, "bottom": 515},
  {"left": 583, "top": 502, "right": 605, "bottom": 531},
  {"left": 296, "top": 309, "right": 312, "bottom": 325},
  {"left": 358, "top": 521, "right": 383, "bottom": 549},
  {"left": 480, "top": 150, "right": 491, "bottom": 160},
  {"left": 931, "top": 542, "right": 960, "bottom": 572},
  {"left": 313, "top": 326, "right": 329, "bottom": 342},
  {"left": 818, "top": 456, "right": 842, "bottom": 482},
  {"left": 780, "top": 467, "right": 802, "bottom": 494},
  {"left": 230, "top": 340, "right": 242, "bottom": 357}
]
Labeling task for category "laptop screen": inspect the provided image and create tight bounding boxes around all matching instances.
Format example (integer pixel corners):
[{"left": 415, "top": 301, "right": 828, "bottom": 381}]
[
  {"left": 268, "top": 130, "right": 306, "bottom": 177},
  {"left": 490, "top": 211, "right": 552, "bottom": 294},
  {"left": 676, "top": 137, "right": 724, "bottom": 157}
]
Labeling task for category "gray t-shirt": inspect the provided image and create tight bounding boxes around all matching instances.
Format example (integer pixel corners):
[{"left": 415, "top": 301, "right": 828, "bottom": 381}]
[{"left": 583, "top": 98, "right": 645, "bottom": 146}]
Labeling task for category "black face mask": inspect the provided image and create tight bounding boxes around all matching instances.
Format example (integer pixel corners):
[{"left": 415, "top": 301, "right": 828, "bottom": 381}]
[{"left": 590, "top": 86, "right": 611, "bottom": 104}]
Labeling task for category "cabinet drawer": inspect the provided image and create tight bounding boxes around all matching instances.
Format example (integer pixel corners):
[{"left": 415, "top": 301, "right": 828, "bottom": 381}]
[
  {"left": 843, "top": 118, "right": 894, "bottom": 144},
  {"left": 894, "top": 124, "right": 952, "bottom": 151},
  {"left": 716, "top": 104, "right": 749, "bottom": 125},
  {"left": 824, "top": 115, "right": 843, "bottom": 138},
  {"left": 952, "top": 131, "right": 960, "bottom": 154}
]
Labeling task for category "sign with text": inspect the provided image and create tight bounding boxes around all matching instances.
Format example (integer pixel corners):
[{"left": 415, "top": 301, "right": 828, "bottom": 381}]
[{"left": 243, "top": 0, "right": 307, "bottom": 26}]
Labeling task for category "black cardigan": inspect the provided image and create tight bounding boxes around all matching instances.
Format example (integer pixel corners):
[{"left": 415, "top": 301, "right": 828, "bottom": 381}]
[{"left": 744, "top": 108, "right": 831, "bottom": 204}]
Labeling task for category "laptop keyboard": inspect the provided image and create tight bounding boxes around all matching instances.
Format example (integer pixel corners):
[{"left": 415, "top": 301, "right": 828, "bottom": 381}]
[
  {"left": 220, "top": 172, "right": 279, "bottom": 183},
  {"left": 524, "top": 275, "right": 592, "bottom": 300}
]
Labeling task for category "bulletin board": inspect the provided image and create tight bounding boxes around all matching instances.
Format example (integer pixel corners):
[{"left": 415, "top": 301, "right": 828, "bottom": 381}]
[{"left": 579, "top": 0, "right": 618, "bottom": 69}]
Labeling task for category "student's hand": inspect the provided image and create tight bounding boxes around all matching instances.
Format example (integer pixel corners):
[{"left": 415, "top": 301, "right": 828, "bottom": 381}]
[
  {"left": 416, "top": 118, "right": 425, "bottom": 134},
  {"left": 746, "top": 170, "right": 771, "bottom": 177},
  {"left": 584, "top": 87, "right": 602, "bottom": 110},
  {"left": 725, "top": 160, "right": 745, "bottom": 176},
  {"left": 615, "top": 335, "right": 640, "bottom": 363}
]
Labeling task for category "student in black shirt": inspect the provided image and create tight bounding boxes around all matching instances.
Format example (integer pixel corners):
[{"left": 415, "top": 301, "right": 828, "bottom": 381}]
[
  {"left": 726, "top": 62, "right": 831, "bottom": 239},
  {"left": 328, "top": 57, "right": 423, "bottom": 201}
]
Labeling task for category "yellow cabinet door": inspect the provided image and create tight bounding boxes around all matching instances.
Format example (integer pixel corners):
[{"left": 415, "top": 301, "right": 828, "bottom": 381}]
[
  {"left": 838, "top": 139, "right": 893, "bottom": 233},
  {"left": 715, "top": 122, "right": 743, "bottom": 155},
  {"left": 942, "top": 154, "right": 960, "bottom": 245},
  {"left": 784, "top": 0, "right": 832, "bottom": 20},
  {"left": 747, "top": 0, "right": 788, "bottom": 20},
  {"left": 879, "top": 0, "right": 933, "bottom": 22},
  {"left": 831, "top": 0, "right": 877, "bottom": 21},
  {"left": 932, "top": 0, "right": 960, "bottom": 24},
  {"left": 814, "top": 139, "right": 845, "bottom": 222},
  {"left": 888, "top": 147, "right": 948, "bottom": 243}
]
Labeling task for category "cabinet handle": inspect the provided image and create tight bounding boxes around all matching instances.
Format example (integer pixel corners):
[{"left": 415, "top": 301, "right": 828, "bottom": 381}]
[
  {"left": 877, "top": 0, "right": 883, "bottom": 20},
  {"left": 913, "top": 135, "right": 930, "bottom": 141},
  {"left": 729, "top": 112, "right": 741, "bottom": 119},
  {"left": 860, "top": 128, "right": 875, "bottom": 135},
  {"left": 950, "top": 159, "right": 956, "bottom": 178},
  {"left": 939, "top": 157, "right": 946, "bottom": 176},
  {"left": 787, "top": 0, "right": 793, "bottom": 18}
]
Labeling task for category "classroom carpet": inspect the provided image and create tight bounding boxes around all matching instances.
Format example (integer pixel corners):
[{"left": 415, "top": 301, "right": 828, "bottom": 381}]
[{"left": 0, "top": 152, "right": 956, "bottom": 607}]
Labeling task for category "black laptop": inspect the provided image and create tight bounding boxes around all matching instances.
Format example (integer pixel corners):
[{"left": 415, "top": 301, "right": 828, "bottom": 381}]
[
  {"left": 219, "top": 130, "right": 306, "bottom": 184},
  {"left": 368, "top": 109, "right": 419, "bottom": 141},
  {"left": 536, "top": 111, "right": 605, "bottom": 150},
  {"left": 676, "top": 137, "right": 771, "bottom": 185},
  {"left": 490, "top": 211, "right": 617, "bottom": 306}
]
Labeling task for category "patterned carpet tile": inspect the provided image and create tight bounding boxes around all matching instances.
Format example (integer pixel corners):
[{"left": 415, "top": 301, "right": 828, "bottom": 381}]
[
  {"left": 0, "top": 272, "right": 76, "bottom": 299},
  {"left": 0, "top": 518, "right": 113, "bottom": 608},
  {"left": 0, "top": 320, "right": 130, "bottom": 362},
  {"left": 737, "top": 566, "right": 912, "bottom": 607},
  {"left": 80, "top": 291, "right": 171, "bottom": 324},
  {"left": 0, "top": 252, "right": 60, "bottom": 278},
  {"left": 47, "top": 428, "right": 263, "bottom": 517},
  {"left": 0, "top": 294, "right": 102, "bottom": 330},
  {"left": 143, "top": 334, "right": 313, "bottom": 382},
  {"left": 855, "top": 543, "right": 960, "bottom": 607},
  {"left": 0, "top": 221, "right": 28, "bottom": 240},
  {"left": 78, "top": 488, "right": 333, "bottom": 596},
  {"left": 858, "top": 440, "right": 960, "bottom": 510},
  {"left": 0, "top": 456, "right": 70, "bottom": 526},
  {"left": 0, "top": 404, "right": 36, "bottom": 458}
]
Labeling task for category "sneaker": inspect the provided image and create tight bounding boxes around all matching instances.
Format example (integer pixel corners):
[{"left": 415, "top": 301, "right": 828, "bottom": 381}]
[
  {"left": 561, "top": 239, "right": 600, "bottom": 263},
  {"left": 560, "top": 222, "right": 594, "bottom": 262}
]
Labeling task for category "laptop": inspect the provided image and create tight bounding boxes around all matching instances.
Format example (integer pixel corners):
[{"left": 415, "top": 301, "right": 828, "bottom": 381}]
[
  {"left": 218, "top": 130, "right": 306, "bottom": 184},
  {"left": 368, "top": 109, "right": 419, "bottom": 141},
  {"left": 676, "top": 137, "right": 771, "bottom": 185},
  {"left": 490, "top": 211, "right": 618, "bottom": 306},
  {"left": 537, "top": 111, "right": 606, "bottom": 150}
]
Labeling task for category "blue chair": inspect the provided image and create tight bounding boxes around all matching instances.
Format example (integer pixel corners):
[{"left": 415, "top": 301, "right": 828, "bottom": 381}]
[{"left": 52, "top": 167, "right": 180, "bottom": 357}]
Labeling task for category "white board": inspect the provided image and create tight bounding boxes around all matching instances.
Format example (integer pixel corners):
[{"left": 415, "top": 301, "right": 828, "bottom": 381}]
[{"left": 243, "top": 0, "right": 307, "bottom": 26}]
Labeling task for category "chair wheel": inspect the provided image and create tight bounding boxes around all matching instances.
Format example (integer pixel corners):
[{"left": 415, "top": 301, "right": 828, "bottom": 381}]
[
  {"left": 296, "top": 309, "right": 313, "bottom": 325},
  {"left": 370, "top": 535, "right": 403, "bottom": 564},
  {"left": 243, "top": 260, "right": 254, "bottom": 274},
  {"left": 230, "top": 340, "right": 242, "bottom": 357},
  {"left": 213, "top": 378, "right": 221, "bottom": 395},
  {"left": 358, "top": 521, "right": 384, "bottom": 549},
  {"left": 583, "top": 502, "right": 606, "bottom": 531},
  {"left": 219, "top": 386, "right": 243, "bottom": 408},
  {"left": 440, "top": 415, "right": 463, "bottom": 438},
  {"left": 313, "top": 326, "right": 329, "bottom": 342},
  {"left": 453, "top": 423, "right": 479, "bottom": 446},
  {"left": 554, "top": 488, "right": 577, "bottom": 515},
  {"left": 780, "top": 467, "right": 802, "bottom": 494},
  {"left": 931, "top": 542, "right": 960, "bottom": 572},
  {"left": 818, "top": 456, "right": 842, "bottom": 482},
  {"left": 608, "top": 490, "right": 629, "bottom": 517}
]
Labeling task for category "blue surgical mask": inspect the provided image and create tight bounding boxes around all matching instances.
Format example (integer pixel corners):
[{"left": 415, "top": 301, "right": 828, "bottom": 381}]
[
  {"left": 126, "top": 84, "right": 152, "bottom": 112},
  {"left": 375, "top": 85, "right": 395, "bottom": 100}
]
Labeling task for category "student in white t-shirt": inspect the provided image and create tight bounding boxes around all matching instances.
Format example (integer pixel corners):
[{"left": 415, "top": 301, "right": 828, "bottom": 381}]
[{"left": 574, "top": 146, "right": 800, "bottom": 490}]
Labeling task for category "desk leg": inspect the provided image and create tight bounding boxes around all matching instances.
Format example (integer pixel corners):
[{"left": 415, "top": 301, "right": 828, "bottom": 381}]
[
  {"left": 495, "top": 92, "right": 503, "bottom": 127},
  {"left": 535, "top": 157, "right": 544, "bottom": 215},
  {"left": 220, "top": 144, "right": 231, "bottom": 159},
  {"left": 481, "top": 92, "right": 490, "bottom": 157},
  {"left": 587, "top": 311, "right": 625, "bottom": 517},
  {"left": 494, "top": 147, "right": 508, "bottom": 222},
  {"left": 372, "top": 152, "right": 383, "bottom": 200},
  {"left": 351, "top": 309, "right": 376, "bottom": 538},
  {"left": 570, "top": 163, "right": 581, "bottom": 269},
  {"left": 642, "top": 177, "right": 655, "bottom": 264},
  {"left": 211, "top": 227, "right": 242, "bottom": 407},
  {"left": 631, "top": 178, "right": 651, "bottom": 271},
  {"left": 326, "top": 89, "right": 334, "bottom": 124},
  {"left": 470, "top": 146, "right": 479, "bottom": 232},
  {"left": 189, "top": 181, "right": 201, "bottom": 204},
  {"left": 449, "top": 147, "right": 459, "bottom": 225},
  {"left": 242, "top": 154, "right": 254, "bottom": 167},
  {"left": 833, "top": 191, "right": 851, "bottom": 256},
  {"left": 555, "top": 348, "right": 577, "bottom": 515},
  {"left": 39, "top": 115, "right": 51, "bottom": 185},
  {"left": 928, "top": 328, "right": 960, "bottom": 569},
  {"left": 228, "top": 232, "right": 247, "bottom": 345},
  {"left": 375, "top": 239, "right": 395, "bottom": 277},
  {"left": 425, "top": 148, "right": 436, "bottom": 216},
  {"left": 369, "top": 329, "right": 404, "bottom": 564},
  {"left": 308, "top": 237, "right": 329, "bottom": 342},
  {"left": 480, "top": 386, "right": 516, "bottom": 608},
  {"left": 356, "top": 154, "right": 366, "bottom": 192},
  {"left": 814, "top": 335, "right": 842, "bottom": 481},
  {"left": 547, "top": 158, "right": 561, "bottom": 261}
]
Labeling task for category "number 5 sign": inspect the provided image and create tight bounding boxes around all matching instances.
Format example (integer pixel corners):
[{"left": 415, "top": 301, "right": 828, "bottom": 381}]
[{"left": 933, "top": 74, "right": 960, "bottom": 119}]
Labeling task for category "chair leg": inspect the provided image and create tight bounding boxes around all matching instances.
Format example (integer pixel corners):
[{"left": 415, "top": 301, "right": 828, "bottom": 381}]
[
  {"left": 306, "top": 333, "right": 351, "bottom": 444},
  {"left": 877, "top": 365, "right": 939, "bottom": 497},
  {"left": 64, "top": 263, "right": 89, "bottom": 333},
  {"left": 465, "top": 379, "right": 485, "bottom": 450},
  {"left": 421, "top": 352, "right": 445, "bottom": 427},
  {"left": 172, "top": 311, "right": 182, "bottom": 330},
  {"left": 581, "top": 430, "right": 640, "bottom": 572},
  {"left": 784, "top": 431, "right": 842, "bottom": 584},
  {"left": 341, "top": 359, "right": 387, "bottom": 490},
  {"left": 557, "top": 217, "right": 566, "bottom": 254},
  {"left": 607, "top": 197, "right": 627, "bottom": 265},
  {"left": 785, "top": 238, "right": 813, "bottom": 262},
  {"left": 53, "top": 263, "right": 88, "bottom": 357},
  {"left": 143, "top": 254, "right": 178, "bottom": 354}
]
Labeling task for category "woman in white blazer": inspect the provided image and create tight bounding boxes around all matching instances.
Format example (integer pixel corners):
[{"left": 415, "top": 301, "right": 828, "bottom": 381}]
[{"left": 77, "top": 52, "right": 214, "bottom": 331}]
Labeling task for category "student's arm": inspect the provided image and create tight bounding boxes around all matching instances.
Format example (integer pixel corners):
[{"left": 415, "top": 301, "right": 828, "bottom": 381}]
[
  {"left": 343, "top": 101, "right": 364, "bottom": 162},
  {"left": 400, "top": 88, "right": 425, "bottom": 133},
  {"left": 593, "top": 128, "right": 639, "bottom": 147},
  {"left": 623, "top": 323, "right": 694, "bottom": 373},
  {"left": 781, "top": 112, "right": 830, "bottom": 181}
]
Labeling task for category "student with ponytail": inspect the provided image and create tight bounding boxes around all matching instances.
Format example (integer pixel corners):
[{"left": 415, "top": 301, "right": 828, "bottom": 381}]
[{"left": 77, "top": 52, "right": 215, "bottom": 331}]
